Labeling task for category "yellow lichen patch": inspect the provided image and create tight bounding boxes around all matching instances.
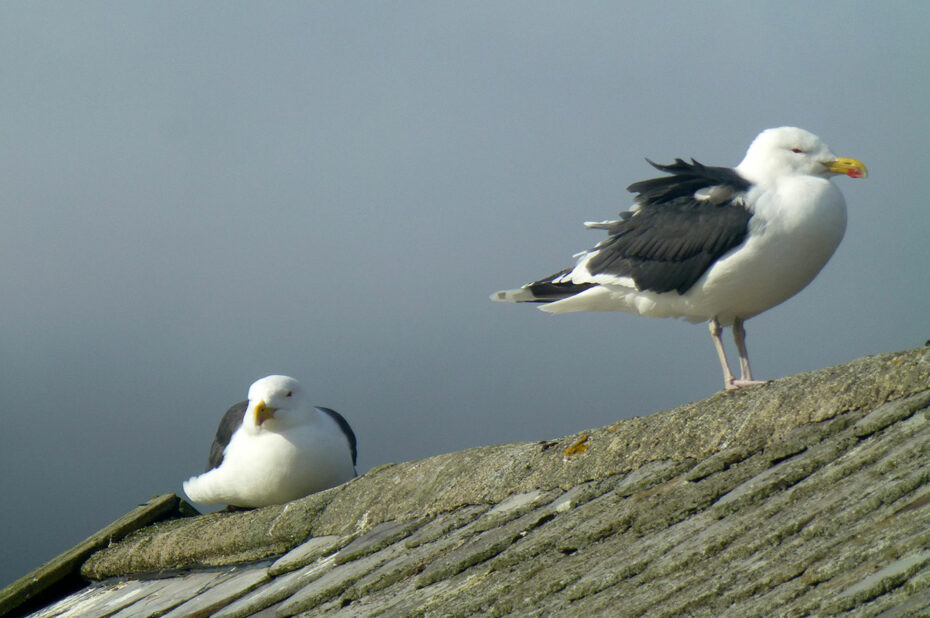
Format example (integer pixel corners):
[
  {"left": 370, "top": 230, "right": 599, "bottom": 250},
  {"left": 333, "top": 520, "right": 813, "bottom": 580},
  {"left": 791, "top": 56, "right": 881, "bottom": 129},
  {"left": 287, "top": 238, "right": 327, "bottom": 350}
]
[{"left": 563, "top": 435, "right": 590, "bottom": 457}]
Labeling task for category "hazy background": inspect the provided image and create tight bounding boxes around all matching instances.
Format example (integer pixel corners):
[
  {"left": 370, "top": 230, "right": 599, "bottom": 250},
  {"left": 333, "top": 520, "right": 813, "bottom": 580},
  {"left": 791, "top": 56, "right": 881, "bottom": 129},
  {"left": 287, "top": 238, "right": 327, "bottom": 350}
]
[{"left": 1, "top": 2, "right": 927, "bottom": 586}]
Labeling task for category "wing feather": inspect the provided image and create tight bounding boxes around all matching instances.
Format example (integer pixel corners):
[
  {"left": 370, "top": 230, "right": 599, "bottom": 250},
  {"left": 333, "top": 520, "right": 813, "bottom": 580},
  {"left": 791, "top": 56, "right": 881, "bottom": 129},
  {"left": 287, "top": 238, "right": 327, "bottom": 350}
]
[
  {"left": 583, "top": 159, "right": 752, "bottom": 294},
  {"left": 206, "top": 400, "right": 248, "bottom": 471}
]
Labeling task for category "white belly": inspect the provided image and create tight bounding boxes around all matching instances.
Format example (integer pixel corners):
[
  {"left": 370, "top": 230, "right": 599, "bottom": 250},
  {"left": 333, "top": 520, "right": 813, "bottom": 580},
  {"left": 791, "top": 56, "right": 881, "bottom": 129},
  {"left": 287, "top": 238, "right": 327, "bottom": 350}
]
[
  {"left": 184, "top": 415, "right": 355, "bottom": 507},
  {"left": 686, "top": 176, "right": 847, "bottom": 324}
]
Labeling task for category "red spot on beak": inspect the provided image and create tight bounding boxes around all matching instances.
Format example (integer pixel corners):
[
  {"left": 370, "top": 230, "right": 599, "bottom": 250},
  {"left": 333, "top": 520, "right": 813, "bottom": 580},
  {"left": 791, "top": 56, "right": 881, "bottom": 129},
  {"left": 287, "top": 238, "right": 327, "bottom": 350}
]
[{"left": 847, "top": 169, "right": 864, "bottom": 179}]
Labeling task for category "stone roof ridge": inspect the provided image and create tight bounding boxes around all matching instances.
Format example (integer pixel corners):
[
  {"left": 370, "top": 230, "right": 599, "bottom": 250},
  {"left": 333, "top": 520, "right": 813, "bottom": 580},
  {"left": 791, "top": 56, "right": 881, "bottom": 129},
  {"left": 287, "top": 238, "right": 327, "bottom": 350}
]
[{"left": 5, "top": 345, "right": 930, "bottom": 616}]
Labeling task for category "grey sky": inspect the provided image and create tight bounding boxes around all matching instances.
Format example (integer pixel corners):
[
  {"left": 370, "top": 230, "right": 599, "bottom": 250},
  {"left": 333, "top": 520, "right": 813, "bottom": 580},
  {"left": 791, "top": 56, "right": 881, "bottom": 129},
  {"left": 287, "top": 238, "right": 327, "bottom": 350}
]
[{"left": 1, "top": 3, "right": 927, "bottom": 586}]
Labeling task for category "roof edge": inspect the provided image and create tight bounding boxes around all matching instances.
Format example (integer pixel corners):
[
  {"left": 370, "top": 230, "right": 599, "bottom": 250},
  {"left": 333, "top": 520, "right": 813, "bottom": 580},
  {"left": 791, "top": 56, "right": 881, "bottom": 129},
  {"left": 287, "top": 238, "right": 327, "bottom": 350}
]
[
  {"left": 79, "top": 346, "right": 930, "bottom": 580},
  {"left": 0, "top": 493, "right": 197, "bottom": 616}
]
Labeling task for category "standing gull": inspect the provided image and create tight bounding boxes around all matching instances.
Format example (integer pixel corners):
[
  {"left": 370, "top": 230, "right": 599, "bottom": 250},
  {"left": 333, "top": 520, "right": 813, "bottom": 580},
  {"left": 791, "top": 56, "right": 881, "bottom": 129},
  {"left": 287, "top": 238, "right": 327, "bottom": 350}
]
[
  {"left": 183, "top": 375, "right": 357, "bottom": 508},
  {"left": 492, "top": 127, "right": 867, "bottom": 390}
]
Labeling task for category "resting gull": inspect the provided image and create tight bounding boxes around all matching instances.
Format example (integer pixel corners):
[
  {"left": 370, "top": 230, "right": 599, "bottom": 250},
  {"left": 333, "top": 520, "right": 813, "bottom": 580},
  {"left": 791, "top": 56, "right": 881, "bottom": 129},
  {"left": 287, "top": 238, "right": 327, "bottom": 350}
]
[{"left": 183, "top": 375, "right": 357, "bottom": 508}]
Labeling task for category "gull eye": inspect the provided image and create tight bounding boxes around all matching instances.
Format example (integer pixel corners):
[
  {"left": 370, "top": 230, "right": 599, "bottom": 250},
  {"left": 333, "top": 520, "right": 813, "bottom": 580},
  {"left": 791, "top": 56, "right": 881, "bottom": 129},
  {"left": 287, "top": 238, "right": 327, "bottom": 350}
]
[
  {"left": 791, "top": 148, "right": 803, "bottom": 154},
  {"left": 286, "top": 391, "right": 293, "bottom": 397}
]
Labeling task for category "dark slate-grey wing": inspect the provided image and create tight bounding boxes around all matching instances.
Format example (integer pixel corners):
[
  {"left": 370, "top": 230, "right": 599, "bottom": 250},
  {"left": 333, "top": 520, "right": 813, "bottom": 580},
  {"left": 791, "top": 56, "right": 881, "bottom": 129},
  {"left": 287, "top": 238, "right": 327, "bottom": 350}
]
[
  {"left": 584, "top": 158, "right": 752, "bottom": 294},
  {"left": 521, "top": 158, "right": 752, "bottom": 300},
  {"left": 206, "top": 400, "right": 248, "bottom": 471},
  {"left": 317, "top": 406, "right": 358, "bottom": 469}
]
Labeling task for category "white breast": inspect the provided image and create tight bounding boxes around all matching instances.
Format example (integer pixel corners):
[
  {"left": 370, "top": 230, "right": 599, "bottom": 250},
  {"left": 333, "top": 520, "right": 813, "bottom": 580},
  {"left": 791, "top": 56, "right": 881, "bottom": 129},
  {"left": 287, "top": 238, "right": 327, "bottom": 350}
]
[{"left": 684, "top": 175, "right": 847, "bottom": 324}]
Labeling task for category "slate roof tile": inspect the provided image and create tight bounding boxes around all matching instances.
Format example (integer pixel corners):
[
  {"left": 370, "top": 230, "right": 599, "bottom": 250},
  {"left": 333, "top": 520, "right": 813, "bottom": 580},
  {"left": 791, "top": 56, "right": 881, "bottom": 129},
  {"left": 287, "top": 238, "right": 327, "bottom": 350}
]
[{"left": 3, "top": 347, "right": 929, "bottom": 617}]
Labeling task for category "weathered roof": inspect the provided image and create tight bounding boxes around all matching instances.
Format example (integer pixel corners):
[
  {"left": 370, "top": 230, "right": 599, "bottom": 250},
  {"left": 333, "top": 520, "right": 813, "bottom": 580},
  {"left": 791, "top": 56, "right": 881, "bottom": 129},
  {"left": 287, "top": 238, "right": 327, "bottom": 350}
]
[
  {"left": 0, "top": 494, "right": 197, "bottom": 617},
  {"left": 6, "top": 346, "right": 930, "bottom": 617}
]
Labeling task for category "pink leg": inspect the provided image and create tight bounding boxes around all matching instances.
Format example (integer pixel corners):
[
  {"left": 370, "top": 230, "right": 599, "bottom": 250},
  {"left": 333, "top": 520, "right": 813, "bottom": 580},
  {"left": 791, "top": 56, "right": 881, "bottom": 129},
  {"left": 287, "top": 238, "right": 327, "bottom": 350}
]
[
  {"left": 708, "top": 318, "right": 737, "bottom": 390},
  {"left": 731, "top": 318, "right": 766, "bottom": 388}
]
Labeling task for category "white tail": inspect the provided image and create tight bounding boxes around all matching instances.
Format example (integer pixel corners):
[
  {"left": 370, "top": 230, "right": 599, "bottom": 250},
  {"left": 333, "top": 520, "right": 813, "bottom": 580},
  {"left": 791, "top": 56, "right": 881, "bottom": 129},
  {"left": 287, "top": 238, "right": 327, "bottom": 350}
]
[{"left": 489, "top": 287, "right": 538, "bottom": 303}]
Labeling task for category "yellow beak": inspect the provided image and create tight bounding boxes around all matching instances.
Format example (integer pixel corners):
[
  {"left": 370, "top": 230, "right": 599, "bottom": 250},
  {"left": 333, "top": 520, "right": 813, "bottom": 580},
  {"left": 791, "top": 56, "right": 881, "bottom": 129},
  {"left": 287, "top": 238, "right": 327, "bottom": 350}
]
[
  {"left": 825, "top": 157, "right": 868, "bottom": 179},
  {"left": 254, "top": 400, "right": 276, "bottom": 425}
]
